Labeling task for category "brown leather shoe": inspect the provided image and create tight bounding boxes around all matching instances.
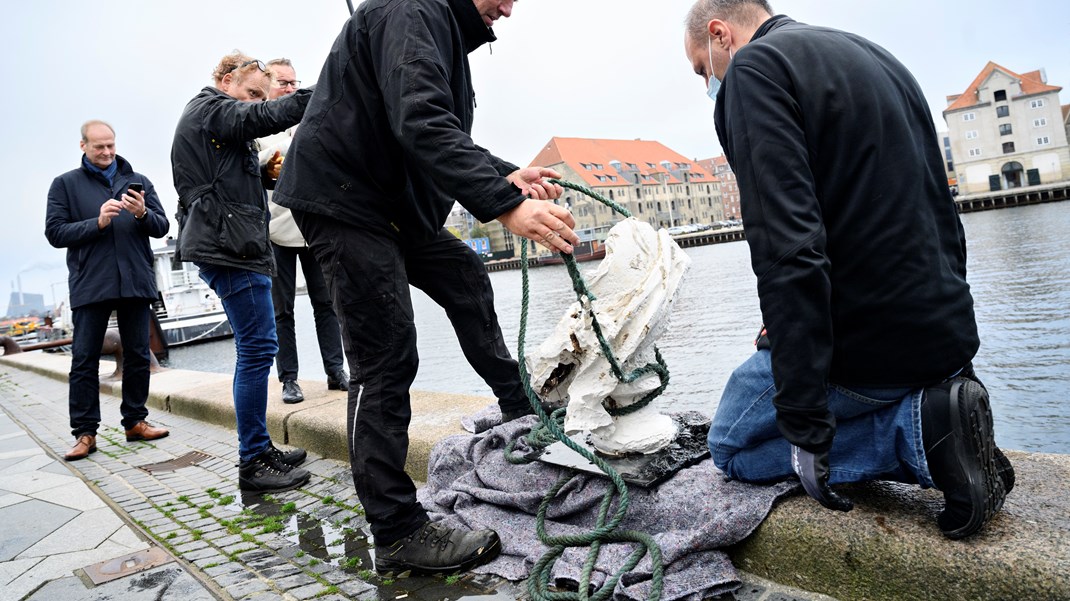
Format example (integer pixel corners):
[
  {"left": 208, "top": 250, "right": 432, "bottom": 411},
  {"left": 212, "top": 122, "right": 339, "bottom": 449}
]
[
  {"left": 64, "top": 434, "right": 96, "bottom": 461},
  {"left": 125, "top": 421, "right": 170, "bottom": 442}
]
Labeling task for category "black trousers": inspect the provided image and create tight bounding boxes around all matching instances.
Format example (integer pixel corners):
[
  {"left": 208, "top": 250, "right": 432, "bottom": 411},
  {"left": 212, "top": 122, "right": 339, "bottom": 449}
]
[
  {"left": 69, "top": 299, "right": 152, "bottom": 437},
  {"left": 270, "top": 243, "right": 345, "bottom": 381},
  {"left": 294, "top": 212, "right": 524, "bottom": 544}
]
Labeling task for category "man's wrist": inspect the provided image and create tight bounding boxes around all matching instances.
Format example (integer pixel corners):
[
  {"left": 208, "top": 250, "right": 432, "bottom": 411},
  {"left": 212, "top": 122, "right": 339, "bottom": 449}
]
[{"left": 135, "top": 209, "right": 147, "bottom": 220}]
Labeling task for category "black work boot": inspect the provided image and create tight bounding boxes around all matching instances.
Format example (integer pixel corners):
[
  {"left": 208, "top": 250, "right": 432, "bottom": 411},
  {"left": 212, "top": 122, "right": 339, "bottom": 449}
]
[
  {"left": 239, "top": 447, "right": 311, "bottom": 493},
  {"left": 957, "top": 364, "right": 1016, "bottom": 493},
  {"left": 267, "top": 441, "right": 307, "bottom": 467},
  {"left": 921, "top": 377, "right": 1006, "bottom": 539},
  {"left": 374, "top": 521, "right": 501, "bottom": 576}
]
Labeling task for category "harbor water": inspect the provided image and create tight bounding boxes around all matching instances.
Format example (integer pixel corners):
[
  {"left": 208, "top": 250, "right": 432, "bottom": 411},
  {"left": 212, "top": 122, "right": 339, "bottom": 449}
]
[{"left": 165, "top": 201, "right": 1070, "bottom": 454}]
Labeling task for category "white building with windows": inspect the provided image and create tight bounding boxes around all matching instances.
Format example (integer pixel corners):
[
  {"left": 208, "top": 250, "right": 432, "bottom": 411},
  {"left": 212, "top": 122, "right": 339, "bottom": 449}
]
[{"left": 943, "top": 62, "right": 1069, "bottom": 194}]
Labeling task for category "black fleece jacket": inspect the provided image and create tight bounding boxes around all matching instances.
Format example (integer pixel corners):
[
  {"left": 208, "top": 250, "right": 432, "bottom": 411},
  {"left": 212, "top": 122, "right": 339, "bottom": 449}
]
[
  {"left": 272, "top": 0, "right": 523, "bottom": 241},
  {"left": 715, "top": 16, "right": 979, "bottom": 452}
]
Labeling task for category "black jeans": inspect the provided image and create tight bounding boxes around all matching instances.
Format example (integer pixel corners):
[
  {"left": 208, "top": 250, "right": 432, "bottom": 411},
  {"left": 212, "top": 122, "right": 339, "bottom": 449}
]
[
  {"left": 69, "top": 299, "right": 152, "bottom": 437},
  {"left": 294, "top": 212, "right": 523, "bottom": 544},
  {"left": 271, "top": 243, "right": 345, "bottom": 381}
]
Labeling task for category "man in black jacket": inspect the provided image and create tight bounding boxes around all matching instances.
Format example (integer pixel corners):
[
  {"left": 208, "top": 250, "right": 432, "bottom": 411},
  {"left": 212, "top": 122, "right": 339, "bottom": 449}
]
[
  {"left": 46, "top": 120, "right": 171, "bottom": 461},
  {"left": 273, "top": 0, "right": 578, "bottom": 575},
  {"left": 684, "top": 0, "right": 1010, "bottom": 539},
  {"left": 171, "top": 52, "right": 313, "bottom": 494}
]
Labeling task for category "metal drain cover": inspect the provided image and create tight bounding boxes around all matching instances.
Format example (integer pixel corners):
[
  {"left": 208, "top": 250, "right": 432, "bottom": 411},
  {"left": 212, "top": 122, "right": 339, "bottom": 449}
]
[
  {"left": 83, "top": 546, "right": 174, "bottom": 584},
  {"left": 136, "top": 451, "right": 213, "bottom": 473}
]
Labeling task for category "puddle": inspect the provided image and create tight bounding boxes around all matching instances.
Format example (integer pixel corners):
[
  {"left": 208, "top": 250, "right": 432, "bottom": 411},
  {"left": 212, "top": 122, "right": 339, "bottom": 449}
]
[{"left": 227, "top": 490, "right": 520, "bottom": 599}]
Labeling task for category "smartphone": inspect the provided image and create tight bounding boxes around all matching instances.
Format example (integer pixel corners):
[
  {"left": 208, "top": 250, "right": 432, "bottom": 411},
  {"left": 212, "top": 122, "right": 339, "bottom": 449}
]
[{"left": 128, "top": 183, "right": 144, "bottom": 194}]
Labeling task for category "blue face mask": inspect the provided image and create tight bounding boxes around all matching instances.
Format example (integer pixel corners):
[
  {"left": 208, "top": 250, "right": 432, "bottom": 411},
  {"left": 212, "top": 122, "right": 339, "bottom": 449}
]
[
  {"left": 706, "top": 35, "right": 734, "bottom": 103},
  {"left": 707, "top": 35, "right": 720, "bottom": 101}
]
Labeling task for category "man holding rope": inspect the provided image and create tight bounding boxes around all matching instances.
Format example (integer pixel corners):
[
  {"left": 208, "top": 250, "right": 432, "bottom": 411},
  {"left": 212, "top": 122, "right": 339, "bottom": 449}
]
[{"left": 273, "top": 0, "right": 577, "bottom": 576}]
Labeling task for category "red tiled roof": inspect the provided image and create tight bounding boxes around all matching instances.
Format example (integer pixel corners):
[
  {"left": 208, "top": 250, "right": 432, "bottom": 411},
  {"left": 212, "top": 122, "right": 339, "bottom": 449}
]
[
  {"left": 945, "top": 61, "right": 1062, "bottom": 113},
  {"left": 1063, "top": 104, "right": 1070, "bottom": 124},
  {"left": 530, "top": 137, "right": 717, "bottom": 189}
]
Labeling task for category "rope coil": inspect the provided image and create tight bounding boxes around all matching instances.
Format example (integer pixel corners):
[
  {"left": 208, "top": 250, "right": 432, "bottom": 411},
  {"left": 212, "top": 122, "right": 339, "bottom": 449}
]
[{"left": 506, "top": 178, "right": 666, "bottom": 601}]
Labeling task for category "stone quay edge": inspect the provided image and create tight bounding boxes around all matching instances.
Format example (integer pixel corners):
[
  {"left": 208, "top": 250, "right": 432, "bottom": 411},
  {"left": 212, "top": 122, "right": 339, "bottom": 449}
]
[{"left": 1, "top": 350, "right": 1066, "bottom": 601}]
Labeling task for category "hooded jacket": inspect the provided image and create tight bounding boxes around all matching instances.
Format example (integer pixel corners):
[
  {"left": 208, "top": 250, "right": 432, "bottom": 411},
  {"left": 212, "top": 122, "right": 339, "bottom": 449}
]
[
  {"left": 272, "top": 0, "right": 524, "bottom": 240},
  {"left": 714, "top": 16, "right": 979, "bottom": 452},
  {"left": 171, "top": 86, "right": 311, "bottom": 274},
  {"left": 45, "top": 155, "right": 169, "bottom": 309}
]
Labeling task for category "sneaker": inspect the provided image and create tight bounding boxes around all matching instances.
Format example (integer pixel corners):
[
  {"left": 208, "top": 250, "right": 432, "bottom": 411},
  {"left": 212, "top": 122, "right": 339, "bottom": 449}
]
[
  {"left": 239, "top": 447, "right": 311, "bottom": 493},
  {"left": 921, "top": 377, "right": 1006, "bottom": 539},
  {"left": 267, "top": 441, "right": 307, "bottom": 467},
  {"left": 282, "top": 380, "right": 304, "bottom": 404},
  {"left": 327, "top": 369, "right": 349, "bottom": 392},
  {"left": 374, "top": 521, "right": 501, "bottom": 576}
]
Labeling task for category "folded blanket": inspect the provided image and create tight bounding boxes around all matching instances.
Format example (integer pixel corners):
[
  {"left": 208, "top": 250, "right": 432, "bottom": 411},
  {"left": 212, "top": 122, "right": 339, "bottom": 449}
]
[{"left": 418, "top": 417, "right": 798, "bottom": 601}]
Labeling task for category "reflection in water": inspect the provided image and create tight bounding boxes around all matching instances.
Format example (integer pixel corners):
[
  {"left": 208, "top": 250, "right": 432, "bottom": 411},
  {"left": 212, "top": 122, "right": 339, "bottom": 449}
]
[{"left": 166, "top": 203, "right": 1070, "bottom": 453}]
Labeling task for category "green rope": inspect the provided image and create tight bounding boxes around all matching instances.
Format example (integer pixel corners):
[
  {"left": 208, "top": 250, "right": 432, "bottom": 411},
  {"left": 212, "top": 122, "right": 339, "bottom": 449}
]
[{"left": 505, "top": 178, "right": 666, "bottom": 601}]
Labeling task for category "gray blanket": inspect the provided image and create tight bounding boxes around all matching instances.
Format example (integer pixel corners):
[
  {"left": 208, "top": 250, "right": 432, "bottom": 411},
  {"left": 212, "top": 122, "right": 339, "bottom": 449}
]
[{"left": 418, "top": 416, "right": 798, "bottom": 601}]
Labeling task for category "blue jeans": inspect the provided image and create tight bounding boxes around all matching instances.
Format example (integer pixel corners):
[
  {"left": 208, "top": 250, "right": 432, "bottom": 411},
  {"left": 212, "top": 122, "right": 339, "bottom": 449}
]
[
  {"left": 69, "top": 299, "right": 152, "bottom": 436},
  {"left": 198, "top": 265, "right": 278, "bottom": 462},
  {"left": 708, "top": 350, "right": 934, "bottom": 488}
]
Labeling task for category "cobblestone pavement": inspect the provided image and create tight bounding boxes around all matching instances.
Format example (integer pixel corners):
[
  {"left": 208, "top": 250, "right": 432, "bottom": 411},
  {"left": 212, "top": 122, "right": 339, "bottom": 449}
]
[{"left": 0, "top": 364, "right": 832, "bottom": 601}]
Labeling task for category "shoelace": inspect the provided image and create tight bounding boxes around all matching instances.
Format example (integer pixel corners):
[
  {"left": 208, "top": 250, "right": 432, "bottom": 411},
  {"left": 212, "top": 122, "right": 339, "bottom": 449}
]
[
  {"left": 260, "top": 450, "right": 295, "bottom": 474},
  {"left": 414, "top": 524, "right": 453, "bottom": 551}
]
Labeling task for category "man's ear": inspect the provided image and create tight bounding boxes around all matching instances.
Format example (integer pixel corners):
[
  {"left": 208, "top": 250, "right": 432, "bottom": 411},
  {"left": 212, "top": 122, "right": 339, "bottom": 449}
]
[{"left": 220, "top": 72, "right": 233, "bottom": 92}]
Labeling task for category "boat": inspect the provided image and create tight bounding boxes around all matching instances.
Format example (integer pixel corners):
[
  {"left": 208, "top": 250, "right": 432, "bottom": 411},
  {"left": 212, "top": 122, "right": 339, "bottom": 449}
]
[
  {"left": 151, "top": 240, "right": 233, "bottom": 347},
  {"left": 537, "top": 225, "right": 610, "bottom": 266}
]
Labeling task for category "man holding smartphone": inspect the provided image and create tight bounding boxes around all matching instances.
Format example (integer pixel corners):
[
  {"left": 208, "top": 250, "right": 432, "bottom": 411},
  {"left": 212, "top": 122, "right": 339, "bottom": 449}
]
[{"left": 45, "top": 120, "right": 171, "bottom": 461}]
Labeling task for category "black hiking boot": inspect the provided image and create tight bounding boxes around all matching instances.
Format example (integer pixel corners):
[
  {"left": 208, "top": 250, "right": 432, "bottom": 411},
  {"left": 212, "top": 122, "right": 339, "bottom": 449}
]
[
  {"left": 267, "top": 441, "right": 307, "bottom": 467},
  {"left": 922, "top": 377, "right": 1006, "bottom": 539},
  {"left": 374, "top": 521, "right": 501, "bottom": 576},
  {"left": 239, "top": 447, "right": 311, "bottom": 493}
]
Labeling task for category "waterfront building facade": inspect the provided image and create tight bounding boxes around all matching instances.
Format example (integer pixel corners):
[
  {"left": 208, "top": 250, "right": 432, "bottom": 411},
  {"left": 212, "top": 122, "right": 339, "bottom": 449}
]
[
  {"left": 529, "top": 137, "right": 724, "bottom": 232},
  {"left": 944, "top": 62, "right": 1069, "bottom": 194},
  {"left": 697, "top": 155, "right": 740, "bottom": 220}
]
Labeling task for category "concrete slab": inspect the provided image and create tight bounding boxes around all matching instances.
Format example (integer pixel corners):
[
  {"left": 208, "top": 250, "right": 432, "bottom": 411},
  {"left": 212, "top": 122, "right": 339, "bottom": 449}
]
[
  {"left": 0, "top": 498, "right": 79, "bottom": 562},
  {"left": 0, "top": 469, "right": 80, "bottom": 496},
  {"left": 29, "top": 479, "right": 107, "bottom": 511},
  {"left": 18, "top": 506, "right": 126, "bottom": 558},
  {"left": 0, "top": 556, "right": 42, "bottom": 588}
]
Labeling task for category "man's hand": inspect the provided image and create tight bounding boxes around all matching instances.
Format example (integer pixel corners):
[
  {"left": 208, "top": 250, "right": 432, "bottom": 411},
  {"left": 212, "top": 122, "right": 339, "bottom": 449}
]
[
  {"left": 507, "top": 167, "right": 564, "bottom": 201},
  {"left": 120, "top": 188, "right": 147, "bottom": 219},
  {"left": 497, "top": 199, "right": 579, "bottom": 254},
  {"left": 791, "top": 445, "right": 853, "bottom": 512},
  {"left": 97, "top": 199, "right": 124, "bottom": 230},
  {"left": 265, "top": 150, "right": 284, "bottom": 180}
]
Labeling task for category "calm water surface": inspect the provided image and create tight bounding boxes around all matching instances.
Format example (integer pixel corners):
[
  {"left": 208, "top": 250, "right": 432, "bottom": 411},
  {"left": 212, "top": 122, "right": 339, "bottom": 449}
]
[{"left": 166, "top": 202, "right": 1070, "bottom": 453}]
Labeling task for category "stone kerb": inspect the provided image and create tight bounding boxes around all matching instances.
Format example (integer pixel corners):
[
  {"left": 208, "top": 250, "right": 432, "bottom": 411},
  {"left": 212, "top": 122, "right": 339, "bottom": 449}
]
[{"left": 3, "top": 351, "right": 1068, "bottom": 601}]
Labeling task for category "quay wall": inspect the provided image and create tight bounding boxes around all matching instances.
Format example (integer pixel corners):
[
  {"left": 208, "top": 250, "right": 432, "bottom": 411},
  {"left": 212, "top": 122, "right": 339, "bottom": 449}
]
[{"left": 1, "top": 352, "right": 1066, "bottom": 601}]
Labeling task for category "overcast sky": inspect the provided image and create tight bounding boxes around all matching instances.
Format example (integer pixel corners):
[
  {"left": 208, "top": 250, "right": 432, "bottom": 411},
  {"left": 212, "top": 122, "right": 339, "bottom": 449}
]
[{"left": 5, "top": 0, "right": 1069, "bottom": 310}]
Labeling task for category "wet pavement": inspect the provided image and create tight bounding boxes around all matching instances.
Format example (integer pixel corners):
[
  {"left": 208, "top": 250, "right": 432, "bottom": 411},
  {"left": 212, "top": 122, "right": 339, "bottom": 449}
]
[{"left": 0, "top": 363, "right": 833, "bottom": 601}]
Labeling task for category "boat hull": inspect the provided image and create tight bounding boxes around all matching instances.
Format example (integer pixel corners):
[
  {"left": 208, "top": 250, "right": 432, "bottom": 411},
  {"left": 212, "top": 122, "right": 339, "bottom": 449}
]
[{"left": 157, "top": 310, "right": 233, "bottom": 346}]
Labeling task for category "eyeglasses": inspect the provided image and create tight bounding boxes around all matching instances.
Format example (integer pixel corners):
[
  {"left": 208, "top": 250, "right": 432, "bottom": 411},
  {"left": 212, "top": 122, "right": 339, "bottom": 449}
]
[
  {"left": 274, "top": 80, "right": 301, "bottom": 88},
  {"left": 227, "top": 59, "right": 267, "bottom": 75}
]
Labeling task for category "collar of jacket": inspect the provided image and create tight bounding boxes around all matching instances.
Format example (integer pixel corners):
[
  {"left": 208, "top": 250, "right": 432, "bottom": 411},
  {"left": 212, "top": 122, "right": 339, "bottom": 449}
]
[
  {"left": 750, "top": 14, "right": 794, "bottom": 42},
  {"left": 446, "top": 0, "right": 496, "bottom": 53},
  {"left": 80, "top": 154, "right": 133, "bottom": 187}
]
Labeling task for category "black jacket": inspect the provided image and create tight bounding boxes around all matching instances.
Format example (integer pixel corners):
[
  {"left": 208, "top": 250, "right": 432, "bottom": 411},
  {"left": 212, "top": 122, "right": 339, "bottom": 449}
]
[
  {"left": 715, "top": 16, "right": 978, "bottom": 452},
  {"left": 272, "top": 0, "right": 523, "bottom": 240},
  {"left": 171, "top": 86, "right": 311, "bottom": 274},
  {"left": 45, "top": 155, "right": 169, "bottom": 309}
]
